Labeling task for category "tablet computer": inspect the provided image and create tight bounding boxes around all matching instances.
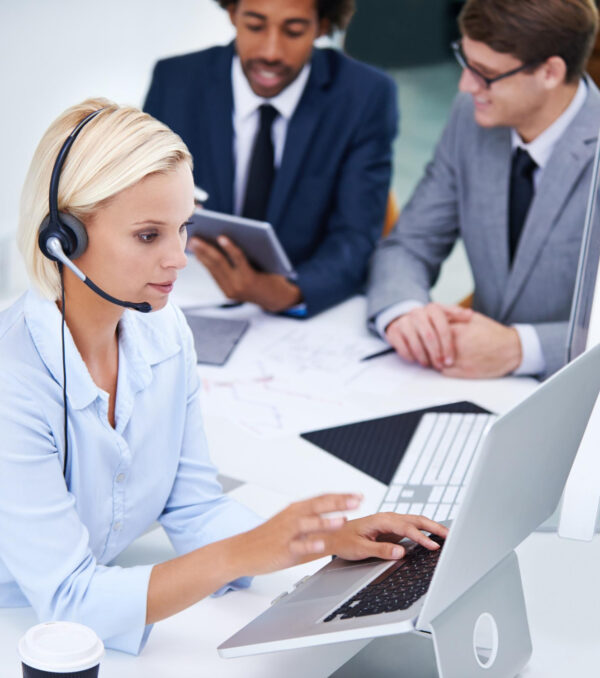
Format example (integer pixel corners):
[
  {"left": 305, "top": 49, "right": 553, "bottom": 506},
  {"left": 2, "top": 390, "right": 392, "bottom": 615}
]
[
  {"left": 187, "top": 208, "right": 296, "bottom": 279},
  {"left": 183, "top": 311, "right": 249, "bottom": 366}
]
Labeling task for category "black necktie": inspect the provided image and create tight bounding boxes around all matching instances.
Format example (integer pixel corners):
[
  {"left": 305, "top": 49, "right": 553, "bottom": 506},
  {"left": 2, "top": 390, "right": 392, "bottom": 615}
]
[
  {"left": 242, "top": 104, "right": 279, "bottom": 221},
  {"left": 508, "top": 147, "right": 537, "bottom": 264}
]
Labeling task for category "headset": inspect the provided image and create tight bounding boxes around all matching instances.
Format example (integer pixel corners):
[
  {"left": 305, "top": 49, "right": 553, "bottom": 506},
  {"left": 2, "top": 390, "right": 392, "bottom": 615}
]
[
  {"left": 38, "top": 108, "right": 152, "bottom": 476},
  {"left": 38, "top": 108, "right": 152, "bottom": 314}
]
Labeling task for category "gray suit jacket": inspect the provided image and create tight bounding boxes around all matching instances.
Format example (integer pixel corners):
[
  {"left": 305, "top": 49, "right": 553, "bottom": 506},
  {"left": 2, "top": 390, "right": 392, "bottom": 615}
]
[{"left": 368, "top": 81, "right": 600, "bottom": 378}]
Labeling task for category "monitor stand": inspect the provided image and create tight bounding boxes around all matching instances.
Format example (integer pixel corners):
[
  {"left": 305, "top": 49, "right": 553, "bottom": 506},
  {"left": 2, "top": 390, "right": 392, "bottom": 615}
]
[{"left": 332, "top": 551, "right": 531, "bottom": 678}]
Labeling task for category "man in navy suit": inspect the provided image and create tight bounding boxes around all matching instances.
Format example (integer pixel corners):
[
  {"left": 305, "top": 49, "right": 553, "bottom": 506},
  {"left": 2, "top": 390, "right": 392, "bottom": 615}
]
[{"left": 144, "top": 0, "right": 397, "bottom": 316}]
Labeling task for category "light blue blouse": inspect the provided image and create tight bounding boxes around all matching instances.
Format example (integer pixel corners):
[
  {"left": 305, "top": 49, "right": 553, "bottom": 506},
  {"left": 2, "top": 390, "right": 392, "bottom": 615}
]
[{"left": 0, "top": 290, "right": 261, "bottom": 654}]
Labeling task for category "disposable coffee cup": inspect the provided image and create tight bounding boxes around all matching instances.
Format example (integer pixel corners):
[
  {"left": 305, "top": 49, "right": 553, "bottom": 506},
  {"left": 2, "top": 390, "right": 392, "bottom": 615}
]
[{"left": 18, "top": 622, "right": 104, "bottom": 677}]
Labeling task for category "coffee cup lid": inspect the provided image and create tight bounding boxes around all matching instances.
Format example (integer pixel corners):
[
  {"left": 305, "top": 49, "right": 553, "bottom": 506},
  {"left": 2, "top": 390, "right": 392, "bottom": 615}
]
[{"left": 18, "top": 622, "right": 104, "bottom": 673}]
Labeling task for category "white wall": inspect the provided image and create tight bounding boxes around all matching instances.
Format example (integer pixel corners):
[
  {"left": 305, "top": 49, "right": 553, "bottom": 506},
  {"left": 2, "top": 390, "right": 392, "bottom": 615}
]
[{"left": 0, "top": 0, "right": 235, "bottom": 294}]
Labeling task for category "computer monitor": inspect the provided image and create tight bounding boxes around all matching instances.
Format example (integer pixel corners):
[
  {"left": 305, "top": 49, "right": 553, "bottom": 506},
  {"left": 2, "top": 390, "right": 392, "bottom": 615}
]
[{"left": 566, "top": 125, "right": 600, "bottom": 362}]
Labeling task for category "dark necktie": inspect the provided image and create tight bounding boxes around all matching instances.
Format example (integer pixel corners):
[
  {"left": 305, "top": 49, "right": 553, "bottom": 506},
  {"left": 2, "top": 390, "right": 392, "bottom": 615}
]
[
  {"left": 242, "top": 104, "right": 279, "bottom": 221},
  {"left": 508, "top": 147, "right": 537, "bottom": 264}
]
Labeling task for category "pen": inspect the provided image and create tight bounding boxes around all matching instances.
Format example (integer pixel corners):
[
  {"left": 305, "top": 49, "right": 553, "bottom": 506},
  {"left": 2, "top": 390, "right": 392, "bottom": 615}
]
[{"left": 360, "top": 347, "right": 395, "bottom": 362}]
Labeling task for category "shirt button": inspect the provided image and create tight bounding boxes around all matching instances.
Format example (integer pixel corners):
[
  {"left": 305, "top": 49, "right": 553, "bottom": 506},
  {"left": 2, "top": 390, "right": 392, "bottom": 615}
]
[
  {"left": 116, "top": 473, "right": 125, "bottom": 483},
  {"left": 113, "top": 522, "right": 122, "bottom": 531}
]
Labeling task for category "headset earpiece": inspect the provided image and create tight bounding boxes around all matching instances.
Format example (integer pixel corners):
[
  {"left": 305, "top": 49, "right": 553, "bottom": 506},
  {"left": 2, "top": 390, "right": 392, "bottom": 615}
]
[
  {"left": 38, "top": 107, "right": 104, "bottom": 264},
  {"left": 39, "top": 212, "right": 88, "bottom": 262}
]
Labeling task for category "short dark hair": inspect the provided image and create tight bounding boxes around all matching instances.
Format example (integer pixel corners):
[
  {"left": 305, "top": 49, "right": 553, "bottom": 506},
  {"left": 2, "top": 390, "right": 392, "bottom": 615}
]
[
  {"left": 216, "top": 0, "right": 355, "bottom": 31},
  {"left": 459, "top": 0, "right": 599, "bottom": 83}
]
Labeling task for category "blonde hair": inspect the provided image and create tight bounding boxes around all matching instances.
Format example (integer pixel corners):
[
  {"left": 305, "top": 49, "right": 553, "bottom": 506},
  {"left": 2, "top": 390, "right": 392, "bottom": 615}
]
[{"left": 18, "top": 97, "right": 193, "bottom": 299}]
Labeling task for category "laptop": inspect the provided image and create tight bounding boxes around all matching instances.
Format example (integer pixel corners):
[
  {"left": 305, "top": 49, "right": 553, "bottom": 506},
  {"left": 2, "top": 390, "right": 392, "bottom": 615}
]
[{"left": 218, "top": 342, "right": 600, "bottom": 658}]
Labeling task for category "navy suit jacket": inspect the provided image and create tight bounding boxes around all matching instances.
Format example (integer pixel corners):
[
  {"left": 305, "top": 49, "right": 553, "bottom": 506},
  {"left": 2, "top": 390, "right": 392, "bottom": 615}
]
[{"left": 144, "top": 42, "right": 397, "bottom": 316}]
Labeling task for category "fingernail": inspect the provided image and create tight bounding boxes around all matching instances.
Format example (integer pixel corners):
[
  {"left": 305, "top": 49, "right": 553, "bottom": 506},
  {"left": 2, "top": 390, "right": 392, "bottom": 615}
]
[
  {"left": 392, "top": 546, "right": 403, "bottom": 559},
  {"left": 217, "top": 236, "right": 228, "bottom": 246},
  {"left": 346, "top": 495, "right": 362, "bottom": 509},
  {"left": 312, "top": 540, "right": 325, "bottom": 552},
  {"left": 444, "top": 357, "right": 453, "bottom": 366},
  {"left": 328, "top": 517, "right": 345, "bottom": 528}
]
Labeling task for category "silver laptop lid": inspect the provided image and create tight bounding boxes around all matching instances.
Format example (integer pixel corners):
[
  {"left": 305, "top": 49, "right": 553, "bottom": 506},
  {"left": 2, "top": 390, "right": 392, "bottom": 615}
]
[{"left": 418, "top": 342, "right": 600, "bottom": 627}]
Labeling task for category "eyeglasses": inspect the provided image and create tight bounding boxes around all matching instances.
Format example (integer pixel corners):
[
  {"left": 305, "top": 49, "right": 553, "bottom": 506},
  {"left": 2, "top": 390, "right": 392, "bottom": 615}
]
[{"left": 451, "top": 40, "right": 539, "bottom": 90}]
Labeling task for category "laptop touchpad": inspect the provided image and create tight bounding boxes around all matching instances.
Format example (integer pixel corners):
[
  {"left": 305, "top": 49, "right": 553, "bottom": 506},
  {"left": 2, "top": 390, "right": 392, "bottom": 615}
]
[{"left": 286, "top": 563, "right": 385, "bottom": 604}]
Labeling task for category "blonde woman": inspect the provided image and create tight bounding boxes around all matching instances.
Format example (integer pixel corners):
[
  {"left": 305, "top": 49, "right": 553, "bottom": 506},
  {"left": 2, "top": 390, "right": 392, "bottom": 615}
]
[{"left": 0, "top": 99, "right": 447, "bottom": 654}]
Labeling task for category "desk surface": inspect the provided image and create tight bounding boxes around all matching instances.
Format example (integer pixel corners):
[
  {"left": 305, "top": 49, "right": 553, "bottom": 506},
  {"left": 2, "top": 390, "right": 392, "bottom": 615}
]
[{"left": 2, "top": 263, "right": 597, "bottom": 677}]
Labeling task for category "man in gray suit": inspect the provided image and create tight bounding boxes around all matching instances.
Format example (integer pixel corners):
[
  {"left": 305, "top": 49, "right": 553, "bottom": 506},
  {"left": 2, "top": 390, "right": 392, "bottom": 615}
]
[{"left": 368, "top": 0, "right": 599, "bottom": 379}]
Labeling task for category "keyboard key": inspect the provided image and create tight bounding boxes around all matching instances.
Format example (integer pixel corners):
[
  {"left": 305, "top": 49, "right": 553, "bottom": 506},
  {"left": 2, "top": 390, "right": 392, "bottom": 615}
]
[
  {"left": 434, "top": 504, "right": 451, "bottom": 521},
  {"left": 322, "top": 535, "right": 446, "bottom": 623},
  {"left": 435, "top": 414, "right": 476, "bottom": 485},
  {"left": 449, "top": 504, "right": 460, "bottom": 520},
  {"left": 385, "top": 485, "right": 402, "bottom": 503},
  {"left": 423, "top": 504, "right": 438, "bottom": 519},
  {"left": 442, "top": 486, "right": 458, "bottom": 503},
  {"left": 395, "top": 502, "right": 410, "bottom": 514},
  {"left": 428, "top": 486, "right": 444, "bottom": 503},
  {"left": 449, "top": 415, "right": 489, "bottom": 485},
  {"left": 381, "top": 502, "right": 397, "bottom": 513},
  {"left": 392, "top": 414, "right": 437, "bottom": 485},
  {"left": 407, "top": 503, "right": 424, "bottom": 515},
  {"left": 410, "top": 414, "right": 451, "bottom": 485},
  {"left": 423, "top": 414, "right": 463, "bottom": 485}
]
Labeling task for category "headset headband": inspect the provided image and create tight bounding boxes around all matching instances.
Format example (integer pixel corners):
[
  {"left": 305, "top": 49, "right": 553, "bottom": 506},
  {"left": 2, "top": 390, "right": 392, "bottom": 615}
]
[{"left": 48, "top": 108, "right": 106, "bottom": 223}]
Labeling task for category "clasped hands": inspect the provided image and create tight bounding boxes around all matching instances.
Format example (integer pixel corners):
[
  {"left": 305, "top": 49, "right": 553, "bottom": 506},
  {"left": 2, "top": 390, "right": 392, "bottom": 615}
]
[
  {"left": 385, "top": 302, "right": 523, "bottom": 378},
  {"left": 189, "top": 235, "right": 301, "bottom": 312}
]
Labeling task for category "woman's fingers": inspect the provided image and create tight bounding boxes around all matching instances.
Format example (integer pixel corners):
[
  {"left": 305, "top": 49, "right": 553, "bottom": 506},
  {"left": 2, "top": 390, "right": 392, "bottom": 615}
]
[
  {"left": 296, "top": 514, "right": 346, "bottom": 534},
  {"left": 289, "top": 538, "right": 327, "bottom": 556},
  {"left": 278, "top": 493, "right": 363, "bottom": 558},
  {"left": 292, "top": 493, "right": 362, "bottom": 516}
]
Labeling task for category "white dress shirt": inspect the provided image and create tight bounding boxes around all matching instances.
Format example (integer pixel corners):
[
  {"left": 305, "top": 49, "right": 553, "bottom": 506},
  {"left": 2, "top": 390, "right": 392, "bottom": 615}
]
[
  {"left": 0, "top": 290, "right": 261, "bottom": 654},
  {"left": 376, "top": 79, "right": 588, "bottom": 377},
  {"left": 232, "top": 55, "right": 311, "bottom": 216}
]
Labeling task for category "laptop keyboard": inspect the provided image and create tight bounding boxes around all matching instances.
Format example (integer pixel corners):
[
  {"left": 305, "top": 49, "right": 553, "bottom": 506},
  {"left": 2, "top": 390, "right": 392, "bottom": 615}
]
[
  {"left": 322, "top": 534, "right": 445, "bottom": 622},
  {"left": 379, "top": 412, "right": 496, "bottom": 522}
]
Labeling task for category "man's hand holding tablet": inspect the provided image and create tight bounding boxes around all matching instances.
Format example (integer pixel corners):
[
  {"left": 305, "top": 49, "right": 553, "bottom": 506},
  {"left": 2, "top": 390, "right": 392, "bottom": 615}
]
[{"left": 187, "top": 208, "right": 302, "bottom": 312}]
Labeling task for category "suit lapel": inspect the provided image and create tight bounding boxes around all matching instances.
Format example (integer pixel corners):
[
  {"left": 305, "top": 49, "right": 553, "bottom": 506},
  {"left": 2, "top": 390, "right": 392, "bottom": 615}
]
[
  {"left": 500, "top": 80, "right": 600, "bottom": 320},
  {"left": 267, "top": 49, "right": 331, "bottom": 228},
  {"left": 205, "top": 42, "right": 235, "bottom": 213}
]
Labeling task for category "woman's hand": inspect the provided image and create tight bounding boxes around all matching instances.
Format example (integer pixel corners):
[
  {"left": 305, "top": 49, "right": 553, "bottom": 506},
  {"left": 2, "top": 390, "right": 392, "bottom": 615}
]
[
  {"left": 324, "top": 513, "right": 449, "bottom": 561},
  {"left": 233, "top": 493, "right": 362, "bottom": 576},
  {"left": 147, "top": 497, "right": 449, "bottom": 624},
  {"left": 233, "top": 494, "right": 449, "bottom": 577}
]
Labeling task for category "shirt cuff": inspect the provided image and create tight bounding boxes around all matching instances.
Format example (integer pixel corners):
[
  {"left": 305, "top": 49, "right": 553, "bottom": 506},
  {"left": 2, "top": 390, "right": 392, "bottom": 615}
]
[
  {"left": 212, "top": 575, "right": 253, "bottom": 597},
  {"left": 373, "top": 301, "right": 425, "bottom": 340},
  {"left": 100, "top": 564, "right": 154, "bottom": 655},
  {"left": 512, "top": 324, "right": 546, "bottom": 376}
]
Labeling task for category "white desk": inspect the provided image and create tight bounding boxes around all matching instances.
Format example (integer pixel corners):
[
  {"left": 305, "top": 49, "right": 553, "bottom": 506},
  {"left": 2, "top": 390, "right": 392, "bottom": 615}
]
[{"left": 2, "top": 266, "right": 597, "bottom": 677}]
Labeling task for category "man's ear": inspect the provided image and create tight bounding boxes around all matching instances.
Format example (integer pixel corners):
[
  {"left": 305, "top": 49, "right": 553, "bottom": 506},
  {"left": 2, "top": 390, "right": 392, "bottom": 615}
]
[{"left": 540, "top": 55, "right": 568, "bottom": 90}]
